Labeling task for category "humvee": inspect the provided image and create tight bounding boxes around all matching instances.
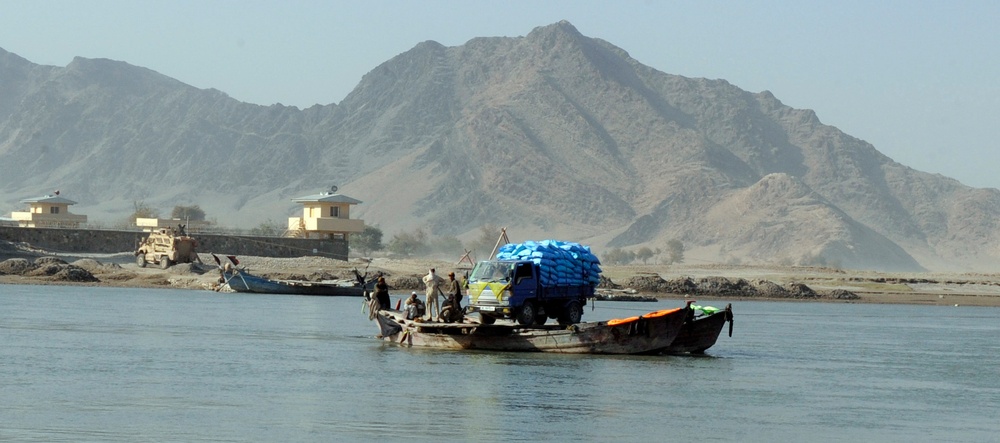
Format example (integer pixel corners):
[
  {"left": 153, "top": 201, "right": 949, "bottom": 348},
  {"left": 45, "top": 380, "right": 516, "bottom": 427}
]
[{"left": 135, "top": 228, "right": 200, "bottom": 269}]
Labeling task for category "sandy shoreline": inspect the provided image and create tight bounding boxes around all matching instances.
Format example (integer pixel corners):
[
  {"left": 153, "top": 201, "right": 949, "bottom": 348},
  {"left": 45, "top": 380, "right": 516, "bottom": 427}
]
[{"left": 3, "top": 249, "right": 1000, "bottom": 308}]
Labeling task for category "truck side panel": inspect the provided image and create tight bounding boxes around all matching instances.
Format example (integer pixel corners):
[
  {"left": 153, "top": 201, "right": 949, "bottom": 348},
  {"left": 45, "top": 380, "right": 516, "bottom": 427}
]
[{"left": 538, "top": 284, "right": 595, "bottom": 299}]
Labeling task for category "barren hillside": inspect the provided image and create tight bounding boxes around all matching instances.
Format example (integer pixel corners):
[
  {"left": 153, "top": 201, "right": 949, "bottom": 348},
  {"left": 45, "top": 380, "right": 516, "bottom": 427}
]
[{"left": 3, "top": 22, "right": 1000, "bottom": 272}]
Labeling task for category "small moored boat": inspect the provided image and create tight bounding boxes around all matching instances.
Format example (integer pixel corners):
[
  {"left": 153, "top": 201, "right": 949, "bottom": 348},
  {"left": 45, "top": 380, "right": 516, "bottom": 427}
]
[
  {"left": 214, "top": 253, "right": 373, "bottom": 296},
  {"left": 223, "top": 269, "right": 370, "bottom": 296}
]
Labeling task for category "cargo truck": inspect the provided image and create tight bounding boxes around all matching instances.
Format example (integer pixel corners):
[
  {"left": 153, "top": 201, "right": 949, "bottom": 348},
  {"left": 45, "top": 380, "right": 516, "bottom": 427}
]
[{"left": 467, "top": 259, "right": 595, "bottom": 326}]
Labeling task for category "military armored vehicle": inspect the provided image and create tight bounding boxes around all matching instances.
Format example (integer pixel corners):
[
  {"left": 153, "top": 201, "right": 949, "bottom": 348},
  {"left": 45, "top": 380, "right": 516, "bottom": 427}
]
[{"left": 135, "top": 228, "right": 199, "bottom": 269}]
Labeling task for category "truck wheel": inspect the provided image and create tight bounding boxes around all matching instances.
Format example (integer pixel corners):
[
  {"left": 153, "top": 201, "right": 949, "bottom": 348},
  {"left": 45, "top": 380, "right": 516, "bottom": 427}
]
[
  {"left": 160, "top": 256, "right": 171, "bottom": 269},
  {"left": 136, "top": 255, "right": 147, "bottom": 268},
  {"left": 532, "top": 309, "right": 549, "bottom": 326},
  {"left": 515, "top": 301, "right": 536, "bottom": 326},
  {"left": 559, "top": 301, "right": 583, "bottom": 325},
  {"left": 533, "top": 311, "right": 547, "bottom": 326}
]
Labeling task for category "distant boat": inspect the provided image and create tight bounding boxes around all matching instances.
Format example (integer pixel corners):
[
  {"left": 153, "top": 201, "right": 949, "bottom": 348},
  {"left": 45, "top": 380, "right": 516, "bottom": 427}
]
[
  {"left": 371, "top": 306, "right": 689, "bottom": 354},
  {"left": 214, "top": 253, "right": 373, "bottom": 296},
  {"left": 223, "top": 269, "right": 371, "bottom": 296}
]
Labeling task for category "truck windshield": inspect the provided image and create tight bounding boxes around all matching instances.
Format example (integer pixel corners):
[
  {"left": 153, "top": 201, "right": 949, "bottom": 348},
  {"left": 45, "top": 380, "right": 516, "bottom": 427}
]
[{"left": 470, "top": 261, "right": 510, "bottom": 283}]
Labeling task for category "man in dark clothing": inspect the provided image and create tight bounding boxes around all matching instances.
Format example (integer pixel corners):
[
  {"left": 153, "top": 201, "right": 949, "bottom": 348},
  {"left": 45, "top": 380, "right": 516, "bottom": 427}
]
[
  {"left": 373, "top": 276, "right": 390, "bottom": 310},
  {"left": 440, "top": 272, "right": 464, "bottom": 322}
]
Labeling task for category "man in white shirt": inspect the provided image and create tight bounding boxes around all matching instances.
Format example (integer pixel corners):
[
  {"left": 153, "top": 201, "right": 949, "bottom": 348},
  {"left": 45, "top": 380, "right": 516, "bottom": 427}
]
[{"left": 422, "top": 268, "right": 445, "bottom": 320}]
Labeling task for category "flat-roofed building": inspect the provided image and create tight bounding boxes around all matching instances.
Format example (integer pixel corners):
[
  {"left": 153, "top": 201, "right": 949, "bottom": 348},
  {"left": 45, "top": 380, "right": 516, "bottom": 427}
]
[
  {"left": 11, "top": 193, "right": 87, "bottom": 228},
  {"left": 287, "top": 190, "right": 364, "bottom": 240},
  {"left": 135, "top": 218, "right": 210, "bottom": 233}
]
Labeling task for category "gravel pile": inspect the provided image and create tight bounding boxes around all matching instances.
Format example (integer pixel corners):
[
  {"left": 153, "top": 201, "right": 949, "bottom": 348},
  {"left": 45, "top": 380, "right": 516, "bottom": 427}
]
[
  {"left": 610, "top": 274, "right": 857, "bottom": 300},
  {"left": 0, "top": 258, "right": 34, "bottom": 275},
  {"left": 0, "top": 257, "right": 98, "bottom": 282}
]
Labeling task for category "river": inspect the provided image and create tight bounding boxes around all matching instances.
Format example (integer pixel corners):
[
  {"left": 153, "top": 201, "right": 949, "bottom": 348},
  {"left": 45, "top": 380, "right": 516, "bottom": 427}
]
[{"left": 2, "top": 284, "right": 998, "bottom": 442}]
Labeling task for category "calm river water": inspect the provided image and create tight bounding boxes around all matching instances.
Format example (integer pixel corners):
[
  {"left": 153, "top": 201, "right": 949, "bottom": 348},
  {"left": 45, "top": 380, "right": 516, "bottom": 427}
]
[{"left": 2, "top": 284, "right": 999, "bottom": 442}]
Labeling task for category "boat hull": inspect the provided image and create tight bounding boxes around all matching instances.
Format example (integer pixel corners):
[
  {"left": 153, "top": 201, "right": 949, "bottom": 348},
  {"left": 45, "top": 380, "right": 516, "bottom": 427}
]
[
  {"left": 224, "top": 271, "right": 367, "bottom": 296},
  {"left": 661, "top": 304, "right": 733, "bottom": 354},
  {"left": 374, "top": 307, "right": 688, "bottom": 355}
]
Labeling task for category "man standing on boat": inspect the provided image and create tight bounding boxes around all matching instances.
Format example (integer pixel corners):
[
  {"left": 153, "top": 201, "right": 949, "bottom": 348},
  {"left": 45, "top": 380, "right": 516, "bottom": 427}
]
[
  {"left": 435, "top": 271, "right": 464, "bottom": 322},
  {"left": 422, "top": 268, "right": 445, "bottom": 321},
  {"left": 373, "top": 276, "right": 390, "bottom": 310},
  {"left": 447, "top": 271, "right": 463, "bottom": 315}
]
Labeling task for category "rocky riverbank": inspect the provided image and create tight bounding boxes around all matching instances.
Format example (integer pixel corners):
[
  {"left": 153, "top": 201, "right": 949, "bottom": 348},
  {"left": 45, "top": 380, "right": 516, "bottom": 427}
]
[
  {"left": 0, "top": 249, "right": 852, "bottom": 300},
  {"left": 4, "top": 243, "right": 1000, "bottom": 307},
  {"left": 602, "top": 274, "right": 860, "bottom": 301}
]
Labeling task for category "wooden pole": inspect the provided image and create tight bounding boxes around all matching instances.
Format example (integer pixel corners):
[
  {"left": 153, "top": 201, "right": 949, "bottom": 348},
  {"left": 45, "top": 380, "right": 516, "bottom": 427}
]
[{"left": 488, "top": 226, "right": 510, "bottom": 260}]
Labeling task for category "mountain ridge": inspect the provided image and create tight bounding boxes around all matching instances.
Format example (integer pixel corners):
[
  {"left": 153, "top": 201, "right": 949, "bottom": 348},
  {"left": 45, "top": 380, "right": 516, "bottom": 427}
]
[{"left": 3, "top": 21, "right": 999, "bottom": 272}]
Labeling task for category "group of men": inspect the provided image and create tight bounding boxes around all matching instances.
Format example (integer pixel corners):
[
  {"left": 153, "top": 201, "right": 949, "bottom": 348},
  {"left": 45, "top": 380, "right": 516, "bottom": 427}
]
[{"left": 403, "top": 268, "right": 463, "bottom": 322}]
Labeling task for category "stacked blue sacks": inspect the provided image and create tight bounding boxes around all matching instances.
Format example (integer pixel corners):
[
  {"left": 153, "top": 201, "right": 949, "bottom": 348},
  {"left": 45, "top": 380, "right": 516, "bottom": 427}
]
[{"left": 495, "top": 240, "right": 602, "bottom": 286}]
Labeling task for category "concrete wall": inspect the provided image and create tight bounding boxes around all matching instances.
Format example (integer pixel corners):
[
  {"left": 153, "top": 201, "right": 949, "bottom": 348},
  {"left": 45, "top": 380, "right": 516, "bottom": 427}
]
[{"left": 0, "top": 226, "right": 349, "bottom": 260}]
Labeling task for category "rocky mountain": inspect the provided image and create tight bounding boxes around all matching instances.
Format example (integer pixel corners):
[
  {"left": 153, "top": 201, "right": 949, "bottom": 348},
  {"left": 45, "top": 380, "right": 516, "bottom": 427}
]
[{"left": 3, "top": 21, "right": 1000, "bottom": 272}]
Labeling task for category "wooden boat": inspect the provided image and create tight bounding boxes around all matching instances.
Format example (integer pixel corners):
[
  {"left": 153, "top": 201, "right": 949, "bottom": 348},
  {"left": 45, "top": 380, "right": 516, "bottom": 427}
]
[
  {"left": 213, "top": 253, "right": 374, "bottom": 296},
  {"left": 593, "top": 292, "right": 658, "bottom": 302},
  {"left": 660, "top": 303, "right": 733, "bottom": 354},
  {"left": 222, "top": 269, "right": 372, "bottom": 296},
  {"left": 371, "top": 305, "right": 689, "bottom": 354}
]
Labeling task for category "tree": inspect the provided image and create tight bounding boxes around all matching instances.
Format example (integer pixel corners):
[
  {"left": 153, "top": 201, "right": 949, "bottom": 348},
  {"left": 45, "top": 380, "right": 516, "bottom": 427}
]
[
  {"left": 249, "top": 219, "right": 284, "bottom": 237},
  {"left": 386, "top": 228, "right": 429, "bottom": 257},
  {"left": 602, "top": 248, "right": 636, "bottom": 265},
  {"left": 666, "top": 239, "right": 684, "bottom": 264},
  {"left": 128, "top": 200, "right": 159, "bottom": 223},
  {"left": 351, "top": 225, "right": 384, "bottom": 255},
  {"left": 171, "top": 205, "right": 206, "bottom": 221},
  {"left": 635, "top": 246, "right": 655, "bottom": 264},
  {"left": 467, "top": 224, "right": 505, "bottom": 258},
  {"left": 430, "top": 235, "right": 465, "bottom": 257}
]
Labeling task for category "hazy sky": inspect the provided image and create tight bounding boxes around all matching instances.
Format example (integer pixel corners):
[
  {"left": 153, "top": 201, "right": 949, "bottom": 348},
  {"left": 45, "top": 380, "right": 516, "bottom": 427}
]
[{"left": 2, "top": 0, "right": 998, "bottom": 189}]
